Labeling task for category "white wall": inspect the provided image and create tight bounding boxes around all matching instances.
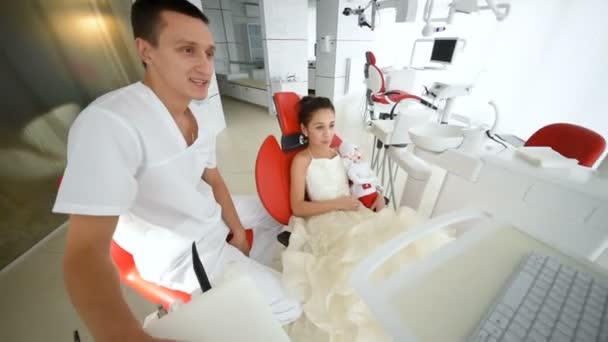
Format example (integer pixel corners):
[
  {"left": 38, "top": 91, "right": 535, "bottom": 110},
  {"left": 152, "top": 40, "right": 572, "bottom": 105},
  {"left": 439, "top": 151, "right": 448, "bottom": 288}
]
[
  {"left": 370, "top": 0, "right": 608, "bottom": 143},
  {"left": 260, "top": 0, "right": 309, "bottom": 112},
  {"left": 308, "top": 0, "right": 316, "bottom": 60}
]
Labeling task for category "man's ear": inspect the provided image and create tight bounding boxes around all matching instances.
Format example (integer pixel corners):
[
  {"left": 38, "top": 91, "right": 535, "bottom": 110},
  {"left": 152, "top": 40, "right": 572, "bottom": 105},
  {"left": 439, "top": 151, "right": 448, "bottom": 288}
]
[{"left": 135, "top": 37, "right": 153, "bottom": 66}]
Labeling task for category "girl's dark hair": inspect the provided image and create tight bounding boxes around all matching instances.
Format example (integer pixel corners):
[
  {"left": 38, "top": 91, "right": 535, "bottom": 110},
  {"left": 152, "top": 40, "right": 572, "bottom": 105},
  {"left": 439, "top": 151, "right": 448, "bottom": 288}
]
[{"left": 298, "top": 96, "right": 335, "bottom": 126}]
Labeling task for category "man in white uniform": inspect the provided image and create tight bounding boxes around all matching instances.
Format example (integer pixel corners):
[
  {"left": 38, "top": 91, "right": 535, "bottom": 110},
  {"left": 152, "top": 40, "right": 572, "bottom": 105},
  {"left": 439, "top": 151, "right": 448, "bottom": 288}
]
[{"left": 54, "top": 1, "right": 301, "bottom": 341}]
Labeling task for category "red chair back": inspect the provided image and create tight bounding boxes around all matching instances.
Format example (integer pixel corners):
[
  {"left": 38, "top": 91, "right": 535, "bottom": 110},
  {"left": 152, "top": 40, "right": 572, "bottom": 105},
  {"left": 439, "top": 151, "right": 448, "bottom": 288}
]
[
  {"left": 525, "top": 123, "right": 606, "bottom": 167},
  {"left": 255, "top": 136, "right": 297, "bottom": 225},
  {"left": 365, "top": 51, "right": 386, "bottom": 94},
  {"left": 256, "top": 92, "right": 342, "bottom": 225}
]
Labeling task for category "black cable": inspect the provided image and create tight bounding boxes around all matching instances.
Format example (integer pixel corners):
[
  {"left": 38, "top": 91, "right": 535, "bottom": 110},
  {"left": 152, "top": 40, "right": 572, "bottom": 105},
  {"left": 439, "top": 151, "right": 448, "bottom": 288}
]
[{"left": 486, "top": 130, "right": 507, "bottom": 149}]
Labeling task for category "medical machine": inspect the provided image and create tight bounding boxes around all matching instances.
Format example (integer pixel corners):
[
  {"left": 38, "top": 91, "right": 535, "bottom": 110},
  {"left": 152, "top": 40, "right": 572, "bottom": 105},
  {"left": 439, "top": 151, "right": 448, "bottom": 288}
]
[
  {"left": 422, "top": 0, "right": 511, "bottom": 36},
  {"left": 430, "top": 38, "right": 458, "bottom": 65},
  {"left": 350, "top": 207, "right": 608, "bottom": 342},
  {"left": 469, "top": 251, "right": 608, "bottom": 341},
  {"left": 342, "top": 0, "right": 418, "bottom": 30},
  {"left": 425, "top": 82, "right": 473, "bottom": 123},
  {"left": 409, "top": 37, "right": 465, "bottom": 69}
]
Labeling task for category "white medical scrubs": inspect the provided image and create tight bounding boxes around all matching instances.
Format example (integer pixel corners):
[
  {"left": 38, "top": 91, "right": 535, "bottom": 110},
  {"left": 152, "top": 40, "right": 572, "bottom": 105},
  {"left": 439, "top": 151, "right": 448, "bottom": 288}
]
[{"left": 53, "top": 82, "right": 301, "bottom": 324}]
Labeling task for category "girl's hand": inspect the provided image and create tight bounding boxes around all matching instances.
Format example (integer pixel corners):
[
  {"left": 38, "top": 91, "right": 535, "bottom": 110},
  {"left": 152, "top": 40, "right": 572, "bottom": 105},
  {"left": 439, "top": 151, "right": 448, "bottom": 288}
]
[
  {"left": 334, "top": 195, "right": 360, "bottom": 211},
  {"left": 370, "top": 192, "right": 385, "bottom": 212}
]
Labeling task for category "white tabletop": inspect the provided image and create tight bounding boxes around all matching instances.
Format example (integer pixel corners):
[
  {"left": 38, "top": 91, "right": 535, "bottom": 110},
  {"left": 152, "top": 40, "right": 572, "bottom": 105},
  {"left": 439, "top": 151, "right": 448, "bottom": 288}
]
[
  {"left": 391, "top": 225, "right": 608, "bottom": 342},
  {"left": 485, "top": 148, "right": 608, "bottom": 201}
]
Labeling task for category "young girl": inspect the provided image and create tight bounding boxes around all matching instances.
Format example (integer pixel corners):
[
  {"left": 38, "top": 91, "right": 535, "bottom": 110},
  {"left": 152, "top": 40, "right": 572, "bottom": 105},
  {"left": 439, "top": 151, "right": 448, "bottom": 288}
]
[
  {"left": 282, "top": 96, "right": 452, "bottom": 342},
  {"left": 289, "top": 96, "right": 385, "bottom": 216}
]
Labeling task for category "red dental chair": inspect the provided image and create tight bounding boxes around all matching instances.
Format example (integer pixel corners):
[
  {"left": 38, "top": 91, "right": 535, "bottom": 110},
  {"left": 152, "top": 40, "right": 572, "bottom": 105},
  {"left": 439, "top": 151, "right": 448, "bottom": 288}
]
[
  {"left": 364, "top": 51, "right": 436, "bottom": 121},
  {"left": 524, "top": 123, "right": 606, "bottom": 168},
  {"left": 255, "top": 92, "right": 342, "bottom": 226}
]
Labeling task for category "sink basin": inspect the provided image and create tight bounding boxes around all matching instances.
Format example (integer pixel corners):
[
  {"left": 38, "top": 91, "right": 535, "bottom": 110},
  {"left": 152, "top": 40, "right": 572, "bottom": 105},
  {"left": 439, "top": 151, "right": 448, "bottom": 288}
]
[{"left": 408, "top": 123, "right": 465, "bottom": 152}]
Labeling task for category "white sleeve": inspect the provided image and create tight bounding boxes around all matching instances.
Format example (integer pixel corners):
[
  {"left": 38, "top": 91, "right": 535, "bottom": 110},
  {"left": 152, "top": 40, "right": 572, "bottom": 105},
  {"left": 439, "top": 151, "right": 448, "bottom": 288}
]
[{"left": 53, "top": 108, "right": 142, "bottom": 216}]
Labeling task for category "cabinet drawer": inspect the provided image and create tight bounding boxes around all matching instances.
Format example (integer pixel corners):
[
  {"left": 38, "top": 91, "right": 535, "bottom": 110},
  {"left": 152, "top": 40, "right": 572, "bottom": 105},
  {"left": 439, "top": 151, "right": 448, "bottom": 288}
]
[
  {"left": 224, "top": 83, "right": 241, "bottom": 98},
  {"left": 241, "top": 87, "right": 267, "bottom": 107}
]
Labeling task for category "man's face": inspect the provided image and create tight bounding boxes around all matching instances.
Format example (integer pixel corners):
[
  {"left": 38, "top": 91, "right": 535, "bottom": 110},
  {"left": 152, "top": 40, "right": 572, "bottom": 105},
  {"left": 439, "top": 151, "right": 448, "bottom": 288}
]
[{"left": 143, "top": 11, "right": 215, "bottom": 100}]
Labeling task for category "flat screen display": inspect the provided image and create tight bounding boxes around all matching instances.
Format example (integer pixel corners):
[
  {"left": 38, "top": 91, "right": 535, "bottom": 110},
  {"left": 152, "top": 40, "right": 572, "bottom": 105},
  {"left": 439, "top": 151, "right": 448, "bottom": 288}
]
[{"left": 430, "top": 39, "right": 457, "bottom": 64}]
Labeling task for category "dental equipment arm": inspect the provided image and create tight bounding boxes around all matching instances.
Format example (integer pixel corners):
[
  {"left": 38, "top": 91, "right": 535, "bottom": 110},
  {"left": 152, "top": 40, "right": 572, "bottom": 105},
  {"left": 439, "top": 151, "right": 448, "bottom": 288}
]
[
  {"left": 487, "top": 101, "right": 499, "bottom": 136},
  {"left": 422, "top": 0, "right": 511, "bottom": 36},
  {"left": 343, "top": 0, "right": 418, "bottom": 31},
  {"left": 454, "top": 0, "right": 511, "bottom": 21}
]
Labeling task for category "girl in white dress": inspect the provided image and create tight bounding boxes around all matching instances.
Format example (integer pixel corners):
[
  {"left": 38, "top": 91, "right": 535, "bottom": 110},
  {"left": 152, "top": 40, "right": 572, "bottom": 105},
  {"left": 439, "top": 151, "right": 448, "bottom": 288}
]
[{"left": 283, "top": 96, "right": 452, "bottom": 341}]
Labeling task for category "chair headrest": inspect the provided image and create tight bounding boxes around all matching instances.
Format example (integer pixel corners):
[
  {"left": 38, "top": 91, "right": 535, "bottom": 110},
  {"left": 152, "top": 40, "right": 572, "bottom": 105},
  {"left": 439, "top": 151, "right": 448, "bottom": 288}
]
[
  {"left": 365, "top": 51, "right": 376, "bottom": 66},
  {"left": 525, "top": 123, "right": 606, "bottom": 167},
  {"left": 273, "top": 92, "right": 307, "bottom": 152},
  {"left": 273, "top": 92, "right": 302, "bottom": 136},
  {"left": 367, "top": 64, "right": 385, "bottom": 94}
]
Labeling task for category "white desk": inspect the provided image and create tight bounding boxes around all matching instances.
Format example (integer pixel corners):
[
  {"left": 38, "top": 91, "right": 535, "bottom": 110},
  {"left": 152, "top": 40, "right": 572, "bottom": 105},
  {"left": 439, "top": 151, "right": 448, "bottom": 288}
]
[
  {"left": 420, "top": 145, "right": 608, "bottom": 262},
  {"left": 391, "top": 224, "right": 608, "bottom": 341}
]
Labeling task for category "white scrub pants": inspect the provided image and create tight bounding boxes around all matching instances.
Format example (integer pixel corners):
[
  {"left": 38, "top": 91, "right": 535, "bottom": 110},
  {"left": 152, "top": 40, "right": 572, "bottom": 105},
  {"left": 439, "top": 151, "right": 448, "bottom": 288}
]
[{"left": 168, "top": 196, "right": 301, "bottom": 325}]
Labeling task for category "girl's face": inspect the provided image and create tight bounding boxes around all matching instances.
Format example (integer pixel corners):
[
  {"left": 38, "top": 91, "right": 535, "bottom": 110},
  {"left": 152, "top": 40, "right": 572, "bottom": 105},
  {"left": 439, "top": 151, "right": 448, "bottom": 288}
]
[{"left": 302, "top": 108, "right": 335, "bottom": 148}]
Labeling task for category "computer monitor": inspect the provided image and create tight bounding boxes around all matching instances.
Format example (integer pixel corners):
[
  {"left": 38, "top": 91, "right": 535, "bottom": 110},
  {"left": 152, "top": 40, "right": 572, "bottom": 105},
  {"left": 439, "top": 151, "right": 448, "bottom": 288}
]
[{"left": 430, "top": 38, "right": 457, "bottom": 65}]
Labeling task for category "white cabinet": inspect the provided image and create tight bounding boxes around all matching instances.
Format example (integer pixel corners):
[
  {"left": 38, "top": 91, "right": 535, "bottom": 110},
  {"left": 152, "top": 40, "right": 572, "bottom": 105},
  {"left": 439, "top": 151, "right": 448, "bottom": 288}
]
[
  {"left": 225, "top": 83, "right": 242, "bottom": 99},
  {"left": 219, "top": 80, "right": 268, "bottom": 108},
  {"left": 250, "top": 88, "right": 268, "bottom": 107},
  {"left": 240, "top": 86, "right": 267, "bottom": 107}
]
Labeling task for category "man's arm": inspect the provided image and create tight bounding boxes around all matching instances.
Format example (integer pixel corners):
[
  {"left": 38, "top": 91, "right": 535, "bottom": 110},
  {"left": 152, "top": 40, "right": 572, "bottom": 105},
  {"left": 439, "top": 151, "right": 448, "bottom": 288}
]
[
  {"left": 202, "top": 168, "right": 248, "bottom": 244},
  {"left": 63, "top": 215, "right": 167, "bottom": 342}
]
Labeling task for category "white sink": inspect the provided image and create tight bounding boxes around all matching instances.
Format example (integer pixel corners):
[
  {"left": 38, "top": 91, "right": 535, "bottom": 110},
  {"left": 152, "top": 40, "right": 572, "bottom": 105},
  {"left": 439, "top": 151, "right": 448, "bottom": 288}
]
[{"left": 409, "top": 123, "right": 465, "bottom": 152}]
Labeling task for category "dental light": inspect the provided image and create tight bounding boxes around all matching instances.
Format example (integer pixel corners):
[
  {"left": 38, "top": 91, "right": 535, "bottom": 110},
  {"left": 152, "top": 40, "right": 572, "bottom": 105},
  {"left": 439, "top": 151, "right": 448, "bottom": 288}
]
[
  {"left": 342, "top": 0, "right": 418, "bottom": 31},
  {"left": 422, "top": 0, "right": 511, "bottom": 36}
]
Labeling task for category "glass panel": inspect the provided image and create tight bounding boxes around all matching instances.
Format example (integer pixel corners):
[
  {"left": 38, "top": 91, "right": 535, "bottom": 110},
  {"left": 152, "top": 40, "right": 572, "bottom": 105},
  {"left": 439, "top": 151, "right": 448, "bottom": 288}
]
[{"left": 0, "top": 0, "right": 142, "bottom": 269}]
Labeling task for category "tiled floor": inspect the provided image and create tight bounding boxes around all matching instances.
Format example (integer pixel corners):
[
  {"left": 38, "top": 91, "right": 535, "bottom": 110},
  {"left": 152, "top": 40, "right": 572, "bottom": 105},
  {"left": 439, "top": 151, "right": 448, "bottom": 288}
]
[{"left": 0, "top": 96, "right": 432, "bottom": 341}]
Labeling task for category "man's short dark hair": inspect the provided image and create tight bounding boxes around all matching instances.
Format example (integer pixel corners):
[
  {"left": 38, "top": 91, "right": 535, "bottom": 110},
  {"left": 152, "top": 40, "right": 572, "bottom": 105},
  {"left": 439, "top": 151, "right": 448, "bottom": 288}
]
[{"left": 131, "top": 0, "right": 210, "bottom": 47}]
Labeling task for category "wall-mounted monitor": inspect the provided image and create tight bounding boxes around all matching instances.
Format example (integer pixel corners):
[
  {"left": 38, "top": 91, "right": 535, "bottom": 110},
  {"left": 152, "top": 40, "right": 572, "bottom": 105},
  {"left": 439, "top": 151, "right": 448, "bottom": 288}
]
[{"left": 430, "top": 38, "right": 458, "bottom": 65}]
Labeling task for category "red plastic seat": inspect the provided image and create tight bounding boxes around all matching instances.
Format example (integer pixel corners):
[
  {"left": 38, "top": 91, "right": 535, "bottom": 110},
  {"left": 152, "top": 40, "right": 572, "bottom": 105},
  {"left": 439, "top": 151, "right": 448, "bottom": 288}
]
[
  {"left": 110, "top": 240, "right": 191, "bottom": 309},
  {"left": 59, "top": 176, "right": 254, "bottom": 309},
  {"left": 110, "top": 230, "right": 253, "bottom": 309},
  {"left": 255, "top": 92, "right": 341, "bottom": 224},
  {"left": 524, "top": 123, "right": 606, "bottom": 167}
]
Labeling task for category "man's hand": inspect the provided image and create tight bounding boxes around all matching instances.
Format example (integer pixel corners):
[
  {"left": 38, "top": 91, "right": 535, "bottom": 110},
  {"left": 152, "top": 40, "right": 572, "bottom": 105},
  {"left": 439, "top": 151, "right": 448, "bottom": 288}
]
[
  {"left": 370, "top": 192, "right": 385, "bottom": 212},
  {"left": 228, "top": 228, "right": 251, "bottom": 256}
]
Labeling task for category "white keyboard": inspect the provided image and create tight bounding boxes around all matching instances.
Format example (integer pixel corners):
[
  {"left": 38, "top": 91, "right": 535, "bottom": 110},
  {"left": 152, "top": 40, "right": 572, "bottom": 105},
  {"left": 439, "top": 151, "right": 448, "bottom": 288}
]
[{"left": 469, "top": 252, "right": 608, "bottom": 342}]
